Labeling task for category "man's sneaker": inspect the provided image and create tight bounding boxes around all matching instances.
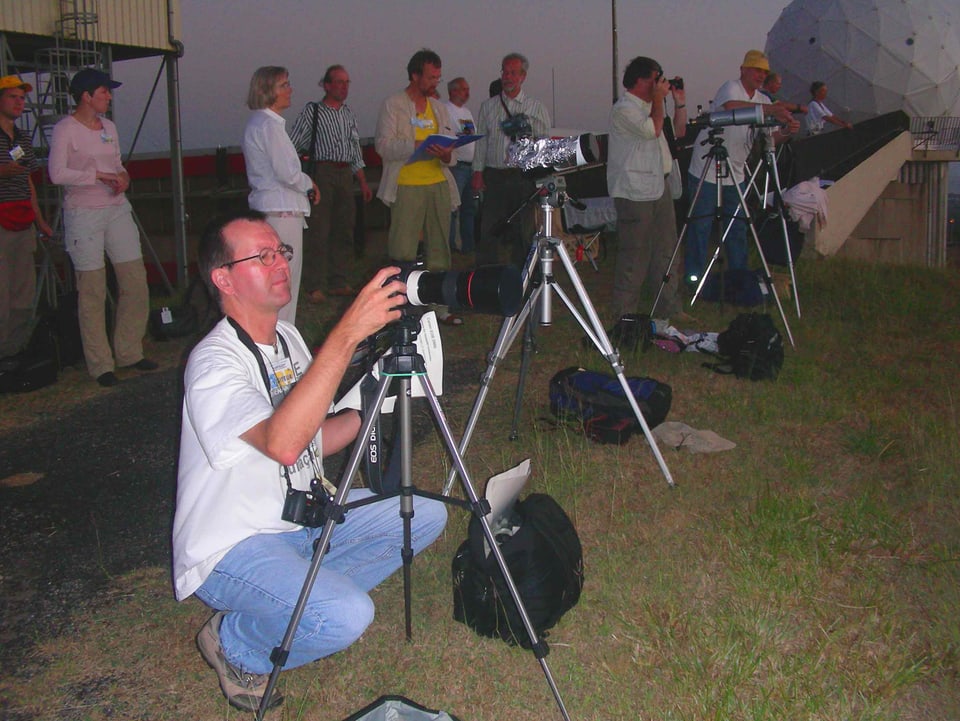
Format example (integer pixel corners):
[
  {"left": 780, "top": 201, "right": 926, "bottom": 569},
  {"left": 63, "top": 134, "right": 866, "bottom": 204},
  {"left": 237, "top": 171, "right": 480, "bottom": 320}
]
[{"left": 196, "top": 612, "right": 283, "bottom": 712}]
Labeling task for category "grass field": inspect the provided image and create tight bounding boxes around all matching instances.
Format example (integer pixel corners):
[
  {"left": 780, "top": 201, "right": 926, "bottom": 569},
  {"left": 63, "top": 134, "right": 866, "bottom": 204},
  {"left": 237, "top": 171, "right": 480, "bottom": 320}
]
[{"left": 1, "top": 247, "right": 958, "bottom": 721}]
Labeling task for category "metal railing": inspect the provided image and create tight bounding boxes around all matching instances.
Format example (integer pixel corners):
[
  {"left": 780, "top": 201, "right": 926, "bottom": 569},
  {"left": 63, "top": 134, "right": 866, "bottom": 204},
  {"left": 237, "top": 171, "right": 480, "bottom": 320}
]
[{"left": 910, "top": 116, "right": 960, "bottom": 151}]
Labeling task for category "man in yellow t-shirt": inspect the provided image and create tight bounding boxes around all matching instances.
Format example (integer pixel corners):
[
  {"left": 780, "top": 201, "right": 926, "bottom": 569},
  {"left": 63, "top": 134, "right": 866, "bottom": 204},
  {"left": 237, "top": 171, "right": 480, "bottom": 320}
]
[{"left": 375, "top": 49, "right": 463, "bottom": 325}]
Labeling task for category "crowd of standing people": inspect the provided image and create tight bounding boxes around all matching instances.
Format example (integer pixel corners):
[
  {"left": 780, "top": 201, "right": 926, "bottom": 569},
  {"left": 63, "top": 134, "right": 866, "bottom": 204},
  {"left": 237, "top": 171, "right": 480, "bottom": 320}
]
[
  {"left": 2, "top": 49, "right": 857, "bottom": 712},
  {"left": 2, "top": 47, "right": 851, "bottom": 380}
]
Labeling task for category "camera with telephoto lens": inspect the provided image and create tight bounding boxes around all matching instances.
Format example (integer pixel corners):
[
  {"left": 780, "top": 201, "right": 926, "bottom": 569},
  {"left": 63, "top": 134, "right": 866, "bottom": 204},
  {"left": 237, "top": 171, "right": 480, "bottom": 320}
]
[
  {"left": 391, "top": 261, "right": 523, "bottom": 317},
  {"left": 281, "top": 477, "right": 333, "bottom": 527}
]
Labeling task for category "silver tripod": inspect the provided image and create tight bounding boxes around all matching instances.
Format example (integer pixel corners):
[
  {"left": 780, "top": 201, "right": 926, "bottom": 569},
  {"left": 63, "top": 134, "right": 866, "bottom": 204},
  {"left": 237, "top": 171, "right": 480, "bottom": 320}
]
[
  {"left": 256, "top": 315, "right": 572, "bottom": 721},
  {"left": 442, "top": 175, "right": 676, "bottom": 496},
  {"left": 742, "top": 135, "right": 801, "bottom": 318},
  {"left": 653, "top": 127, "right": 795, "bottom": 348}
]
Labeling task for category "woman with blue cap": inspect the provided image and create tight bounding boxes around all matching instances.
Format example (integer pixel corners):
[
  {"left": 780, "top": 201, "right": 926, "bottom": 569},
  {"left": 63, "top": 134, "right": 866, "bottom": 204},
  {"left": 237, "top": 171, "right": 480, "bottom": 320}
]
[{"left": 48, "top": 68, "right": 156, "bottom": 387}]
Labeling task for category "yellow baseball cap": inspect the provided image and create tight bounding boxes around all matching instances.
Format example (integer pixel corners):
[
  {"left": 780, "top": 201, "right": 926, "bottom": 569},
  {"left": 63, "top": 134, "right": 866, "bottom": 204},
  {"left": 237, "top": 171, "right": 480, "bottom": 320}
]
[
  {"left": 741, "top": 50, "right": 770, "bottom": 72},
  {"left": 0, "top": 75, "right": 33, "bottom": 93}
]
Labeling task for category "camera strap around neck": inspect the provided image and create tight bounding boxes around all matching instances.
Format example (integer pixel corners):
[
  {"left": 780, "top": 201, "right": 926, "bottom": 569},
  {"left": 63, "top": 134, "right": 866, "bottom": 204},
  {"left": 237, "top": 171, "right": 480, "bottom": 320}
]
[
  {"left": 227, "top": 316, "right": 292, "bottom": 395},
  {"left": 227, "top": 316, "right": 323, "bottom": 494},
  {"left": 498, "top": 93, "right": 513, "bottom": 118}
]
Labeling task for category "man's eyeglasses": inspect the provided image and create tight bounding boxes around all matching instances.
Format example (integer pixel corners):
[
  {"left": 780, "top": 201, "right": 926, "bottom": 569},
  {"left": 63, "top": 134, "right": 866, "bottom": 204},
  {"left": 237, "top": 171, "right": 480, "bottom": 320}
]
[{"left": 220, "top": 243, "right": 294, "bottom": 269}]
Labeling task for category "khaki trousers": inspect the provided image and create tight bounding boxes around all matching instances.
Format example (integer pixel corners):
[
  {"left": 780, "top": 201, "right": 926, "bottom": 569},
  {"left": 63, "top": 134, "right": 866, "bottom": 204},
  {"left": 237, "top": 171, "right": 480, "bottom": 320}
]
[
  {"left": 387, "top": 182, "right": 451, "bottom": 271},
  {"left": 0, "top": 225, "right": 37, "bottom": 357},
  {"left": 76, "top": 259, "right": 148, "bottom": 378}
]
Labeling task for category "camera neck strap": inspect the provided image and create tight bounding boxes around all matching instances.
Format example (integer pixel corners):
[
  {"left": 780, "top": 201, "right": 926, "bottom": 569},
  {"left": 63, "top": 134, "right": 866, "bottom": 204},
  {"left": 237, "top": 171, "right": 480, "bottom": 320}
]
[
  {"left": 226, "top": 316, "right": 324, "bottom": 493},
  {"left": 227, "top": 316, "right": 293, "bottom": 394},
  {"left": 498, "top": 93, "right": 513, "bottom": 118}
]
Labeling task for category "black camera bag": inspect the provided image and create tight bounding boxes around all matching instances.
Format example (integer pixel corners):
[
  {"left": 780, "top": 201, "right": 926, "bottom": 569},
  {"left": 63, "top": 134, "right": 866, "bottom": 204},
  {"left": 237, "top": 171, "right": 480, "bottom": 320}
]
[
  {"left": 452, "top": 493, "right": 584, "bottom": 648},
  {"left": 703, "top": 312, "right": 784, "bottom": 381}
]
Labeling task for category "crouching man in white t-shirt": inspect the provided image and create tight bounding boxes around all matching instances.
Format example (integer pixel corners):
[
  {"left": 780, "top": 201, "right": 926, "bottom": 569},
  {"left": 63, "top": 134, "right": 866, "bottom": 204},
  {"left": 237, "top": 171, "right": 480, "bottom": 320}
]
[{"left": 172, "top": 209, "right": 447, "bottom": 712}]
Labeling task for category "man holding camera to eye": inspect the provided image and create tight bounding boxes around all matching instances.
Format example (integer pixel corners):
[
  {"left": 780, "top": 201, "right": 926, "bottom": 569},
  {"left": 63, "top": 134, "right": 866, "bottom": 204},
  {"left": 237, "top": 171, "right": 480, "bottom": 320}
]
[
  {"left": 172, "top": 209, "right": 447, "bottom": 712},
  {"left": 472, "top": 52, "right": 551, "bottom": 267},
  {"left": 606, "top": 57, "right": 687, "bottom": 322}
]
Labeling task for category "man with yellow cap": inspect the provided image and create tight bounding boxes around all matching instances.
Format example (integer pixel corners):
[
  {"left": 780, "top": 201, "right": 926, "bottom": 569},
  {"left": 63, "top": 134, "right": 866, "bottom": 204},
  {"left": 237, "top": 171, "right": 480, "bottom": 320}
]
[
  {"left": 0, "top": 75, "right": 54, "bottom": 359},
  {"left": 684, "top": 50, "right": 798, "bottom": 288}
]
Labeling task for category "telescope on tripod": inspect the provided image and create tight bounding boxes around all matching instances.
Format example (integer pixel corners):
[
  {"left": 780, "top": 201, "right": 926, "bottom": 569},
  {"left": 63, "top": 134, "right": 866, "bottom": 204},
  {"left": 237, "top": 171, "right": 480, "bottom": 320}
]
[
  {"left": 653, "top": 115, "right": 797, "bottom": 348},
  {"left": 443, "top": 133, "right": 677, "bottom": 495}
]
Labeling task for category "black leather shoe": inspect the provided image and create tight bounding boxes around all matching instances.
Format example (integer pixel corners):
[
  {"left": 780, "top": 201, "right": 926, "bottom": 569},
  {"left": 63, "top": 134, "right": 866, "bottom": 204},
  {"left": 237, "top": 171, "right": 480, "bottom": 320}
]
[
  {"left": 124, "top": 359, "right": 159, "bottom": 371},
  {"left": 97, "top": 372, "right": 119, "bottom": 387}
]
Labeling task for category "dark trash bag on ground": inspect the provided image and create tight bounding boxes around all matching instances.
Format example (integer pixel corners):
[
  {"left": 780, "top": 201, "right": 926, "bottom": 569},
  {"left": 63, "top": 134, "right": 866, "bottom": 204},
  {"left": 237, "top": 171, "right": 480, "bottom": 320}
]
[
  {"left": 703, "top": 312, "right": 784, "bottom": 381},
  {"left": 549, "top": 366, "right": 672, "bottom": 444},
  {"left": 340, "top": 695, "right": 463, "bottom": 721},
  {"left": 452, "top": 493, "right": 584, "bottom": 648}
]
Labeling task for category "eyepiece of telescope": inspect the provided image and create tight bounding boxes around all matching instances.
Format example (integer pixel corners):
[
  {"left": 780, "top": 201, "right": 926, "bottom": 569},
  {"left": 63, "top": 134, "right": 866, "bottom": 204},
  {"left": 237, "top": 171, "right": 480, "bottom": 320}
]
[{"left": 405, "top": 265, "right": 523, "bottom": 317}]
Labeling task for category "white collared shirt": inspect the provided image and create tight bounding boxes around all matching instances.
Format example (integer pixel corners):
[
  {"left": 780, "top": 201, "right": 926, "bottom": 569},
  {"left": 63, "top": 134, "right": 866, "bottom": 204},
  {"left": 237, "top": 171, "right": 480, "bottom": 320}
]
[{"left": 242, "top": 108, "right": 312, "bottom": 215}]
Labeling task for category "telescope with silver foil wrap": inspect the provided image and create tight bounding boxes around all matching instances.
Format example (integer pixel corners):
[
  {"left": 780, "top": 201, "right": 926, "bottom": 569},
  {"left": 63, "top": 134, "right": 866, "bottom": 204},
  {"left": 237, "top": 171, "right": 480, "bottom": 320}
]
[{"left": 506, "top": 134, "right": 600, "bottom": 177}]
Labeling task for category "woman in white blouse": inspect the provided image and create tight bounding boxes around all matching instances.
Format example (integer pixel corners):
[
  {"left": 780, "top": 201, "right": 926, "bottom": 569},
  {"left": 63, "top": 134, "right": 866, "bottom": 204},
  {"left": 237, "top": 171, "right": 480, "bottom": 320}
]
[{"left": 242, "top": 66, "right": 319, "bottom": 326}]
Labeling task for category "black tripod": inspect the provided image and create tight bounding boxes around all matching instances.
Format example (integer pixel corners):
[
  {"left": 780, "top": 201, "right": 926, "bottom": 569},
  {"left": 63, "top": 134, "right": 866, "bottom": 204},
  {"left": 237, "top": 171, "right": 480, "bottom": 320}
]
[
  {"left": 255, "top": 313, "right": 572, "bottom": 721},
  {"left": 442, "top": 175, "right": 676, "bottom": 496},
  {"left": 654, "top": 128, "right": 795, "bottom": 348}
]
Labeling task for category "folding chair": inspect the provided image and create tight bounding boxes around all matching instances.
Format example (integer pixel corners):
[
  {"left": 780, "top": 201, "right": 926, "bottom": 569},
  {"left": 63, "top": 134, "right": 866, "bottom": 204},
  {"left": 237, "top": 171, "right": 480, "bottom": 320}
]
[{"left": 559, "top": 196, "right": 615, "bottom": 271}]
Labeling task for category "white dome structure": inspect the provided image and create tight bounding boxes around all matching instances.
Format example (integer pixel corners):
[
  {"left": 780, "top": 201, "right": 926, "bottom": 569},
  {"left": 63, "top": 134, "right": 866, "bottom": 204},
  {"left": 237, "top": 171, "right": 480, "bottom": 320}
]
[{"left": 765, "top": 0, "right": 960, "bottom": 122}]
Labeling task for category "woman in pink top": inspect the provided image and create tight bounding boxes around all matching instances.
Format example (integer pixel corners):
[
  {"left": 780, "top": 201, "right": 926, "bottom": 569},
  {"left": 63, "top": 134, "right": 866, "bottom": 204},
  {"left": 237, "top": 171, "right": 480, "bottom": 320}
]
[{"left": 48, "top": 68, "right": 155, "bottom": 387}]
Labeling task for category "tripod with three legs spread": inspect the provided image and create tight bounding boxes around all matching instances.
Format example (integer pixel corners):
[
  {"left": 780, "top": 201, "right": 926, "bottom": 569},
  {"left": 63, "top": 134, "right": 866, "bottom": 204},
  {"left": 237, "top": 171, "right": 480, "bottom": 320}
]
[
  {"left": 653, "top": 127, "right": 796, "bottom": 348},
  {"left": 256, "top": 313, "right": 573, "bottom": 721},
  {"left": 442, "top": 174, "right": 676, "bottom": 496}
]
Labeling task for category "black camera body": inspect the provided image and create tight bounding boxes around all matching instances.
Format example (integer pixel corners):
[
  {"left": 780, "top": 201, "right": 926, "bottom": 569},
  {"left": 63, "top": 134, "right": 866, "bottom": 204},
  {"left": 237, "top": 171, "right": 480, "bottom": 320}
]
[
  {"left": 669, "top": 77, "right": 684, "bottom": 90},
  {"left": 281, "top": 478, "right": 334, "bottom": 528},
  {"left": 500, "top": 113, "right": 533, "bottom": 141}
]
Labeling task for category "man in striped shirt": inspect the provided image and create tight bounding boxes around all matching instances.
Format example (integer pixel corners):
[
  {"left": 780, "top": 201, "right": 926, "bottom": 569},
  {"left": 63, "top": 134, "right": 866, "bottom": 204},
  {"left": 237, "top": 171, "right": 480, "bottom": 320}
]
[
  {"left": 289, "top": 65, "right": 371, "bottom": 302},
  {"left": 0, "top": 75, "right": 54, "bottom": 358},
  {"left": 471, "top": 53, "right": 551, "bottom": 267}
]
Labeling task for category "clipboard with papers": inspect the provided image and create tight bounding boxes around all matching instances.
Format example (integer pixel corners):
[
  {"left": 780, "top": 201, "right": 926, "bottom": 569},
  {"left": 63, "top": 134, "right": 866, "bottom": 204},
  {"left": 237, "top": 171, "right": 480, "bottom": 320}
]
[{"left": 406, "top": 133, "right": 483, "bottom": 164}]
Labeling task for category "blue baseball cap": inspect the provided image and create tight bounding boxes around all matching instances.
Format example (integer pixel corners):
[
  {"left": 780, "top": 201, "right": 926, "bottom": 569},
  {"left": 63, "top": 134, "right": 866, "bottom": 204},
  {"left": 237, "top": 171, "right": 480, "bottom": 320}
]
[{"left": 69, "top": 68, "right": 122, "bottom": 96}]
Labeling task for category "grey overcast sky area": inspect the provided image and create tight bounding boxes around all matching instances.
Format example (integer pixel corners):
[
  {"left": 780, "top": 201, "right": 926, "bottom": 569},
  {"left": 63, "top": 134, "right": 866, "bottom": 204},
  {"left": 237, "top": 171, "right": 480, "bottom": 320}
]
[{"left": 111, "top": 0, "right": 959, "bottom": 190}]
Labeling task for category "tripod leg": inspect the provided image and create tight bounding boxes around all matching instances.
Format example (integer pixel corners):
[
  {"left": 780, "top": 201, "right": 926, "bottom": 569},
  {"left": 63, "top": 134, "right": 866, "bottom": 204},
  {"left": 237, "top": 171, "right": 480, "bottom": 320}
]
[
  {"left": 397, "top": 376, "right": 416, "bottom": 641},
  {"left": 764, "top": 152, "right": 802, "bottom": 318},
  {"left": 691, "top": 170, "right": 732, "bottom": 306},
  {"left": 441, "top": 248, "right": 545, "bottom": 496},
  {"left": 255, "top": 374, "right": 393, "bottom": 720},
  {"left": 550, "top": 241, "right": 676, "bottom": 488},
  {"left": 510, "top": 312, "right": 538, "bottom": 440},
  {"left": 412, "top": 372, "right": 572, "bottom": 721},
  {"left": 652, "top": 164, "right": 710, "bottom": 315},
  {"left": 728, "top": 179, "right": 797, "bottom": 349}
]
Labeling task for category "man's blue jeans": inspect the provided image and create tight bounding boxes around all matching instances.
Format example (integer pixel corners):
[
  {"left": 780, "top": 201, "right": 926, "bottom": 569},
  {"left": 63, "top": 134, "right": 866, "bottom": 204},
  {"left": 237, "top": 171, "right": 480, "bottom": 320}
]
[
  {"left": 195, "top": 489, "right": 447, "bottom": 674},
  {"left": 684, "top": 172, "right": 748, "bottom": 283}
]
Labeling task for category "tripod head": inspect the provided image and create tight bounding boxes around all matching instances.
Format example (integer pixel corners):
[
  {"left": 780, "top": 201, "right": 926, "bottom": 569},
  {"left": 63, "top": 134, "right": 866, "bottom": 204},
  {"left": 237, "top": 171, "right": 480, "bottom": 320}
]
[
  {"left": 700, "top": 127, "right": 730, "bottom": 158},
  {"left": 351, "top": 309, "right": 427, "bottom": 378},
  {"left": 535, "top": 174, "right": 567, "bottom": 208}
]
